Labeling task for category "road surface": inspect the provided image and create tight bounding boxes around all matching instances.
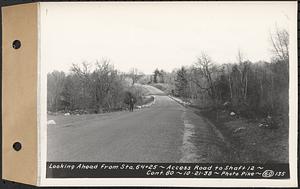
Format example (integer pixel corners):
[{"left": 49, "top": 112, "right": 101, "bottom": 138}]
[{"left": 47, "top": 85, "right": 226, "bottom": 162}]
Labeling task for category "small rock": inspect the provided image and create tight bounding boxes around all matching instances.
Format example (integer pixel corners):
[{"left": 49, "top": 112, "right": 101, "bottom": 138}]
[
  {"left": 64, "top": 113, "right": 70, "bottom": 116},
  {"left": 47, "top": 120, "right": 56, "bottom": 125},
  {"left": 233, "top": 127, "right": 246, "bottom": 133},
  {"left": 136, "top": 106, "right": 142, "bottom": 109},
  {"left": 223, "top": 101, "right": 230, "bottom": 106},
  {"left": 230, "top": 112, "right": 236, "bottom": 116},
  {"left": 258, "top": 122, "right": 270, "bottom": 128}
]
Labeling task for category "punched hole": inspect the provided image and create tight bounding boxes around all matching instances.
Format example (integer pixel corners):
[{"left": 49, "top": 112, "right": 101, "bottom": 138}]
[
  {"left": 12, "top": 142, "right": 22, "bottom": 151},
  {"left": 12, "top": 40, "right": 21, "bottom": 49}
]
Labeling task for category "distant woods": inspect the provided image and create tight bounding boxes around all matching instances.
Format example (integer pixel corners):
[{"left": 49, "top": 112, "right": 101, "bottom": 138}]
[{"left": 171, "top": 52, "right": 288, "bottom": 118}]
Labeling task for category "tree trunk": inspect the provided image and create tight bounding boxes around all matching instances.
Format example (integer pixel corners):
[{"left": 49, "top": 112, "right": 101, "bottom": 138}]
[
  {"left": 244, "top": 73, "right": 248, "bottom": 100},
  {"left": 228, "top": 74, "right": 233, "bottom": 100}
]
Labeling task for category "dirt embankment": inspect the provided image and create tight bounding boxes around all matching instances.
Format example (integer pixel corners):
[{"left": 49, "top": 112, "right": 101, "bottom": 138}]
[{"left": 196, "top": 109, "right": 289, "bottom": 163}]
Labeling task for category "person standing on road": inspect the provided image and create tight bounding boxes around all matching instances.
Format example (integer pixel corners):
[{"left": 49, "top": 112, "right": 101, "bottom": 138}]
[{"left": 129, "top": 97, "right": 134, "bottom": 112}]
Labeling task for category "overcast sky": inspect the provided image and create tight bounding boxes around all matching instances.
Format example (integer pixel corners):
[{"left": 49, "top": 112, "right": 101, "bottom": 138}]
[{"left": 41, "top": 2, "right": 296, "bottom": 74}]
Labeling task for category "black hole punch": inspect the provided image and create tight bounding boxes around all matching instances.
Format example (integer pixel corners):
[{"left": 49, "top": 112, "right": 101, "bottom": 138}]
[
  {"left": 12, "top": 142, "right": 22, "bottom": 151},
  {"left": 12, "top": 40, "right": 21, "bottom": 49}
]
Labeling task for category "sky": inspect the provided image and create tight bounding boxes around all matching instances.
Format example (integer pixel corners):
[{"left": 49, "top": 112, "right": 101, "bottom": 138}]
[{"left": 41, "top": 2, "right": 296, "bottom": 74}]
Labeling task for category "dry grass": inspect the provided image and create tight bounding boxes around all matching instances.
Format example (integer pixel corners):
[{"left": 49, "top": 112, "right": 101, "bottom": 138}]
[{"left": 198, "top": 109, "right": 289, "bottom": 163}]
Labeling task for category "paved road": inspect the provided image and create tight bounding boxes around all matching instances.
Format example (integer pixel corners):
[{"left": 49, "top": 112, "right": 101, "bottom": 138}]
[{"left": 47, "top": 85, "right": 226, "bottom": 162}]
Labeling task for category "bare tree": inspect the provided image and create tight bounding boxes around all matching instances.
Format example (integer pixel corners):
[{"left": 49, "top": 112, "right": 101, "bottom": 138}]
[
  {"left": 70, "top": 62, "right": 92, "bottom": 110},
  {"left": 129, "top": 68, "right": 144, "bottom": 85},
  {"left": 236, "top": 48, "right": 245, "bottom": 64},
  {"left": 191, "top": 52, "right": 220, "bottom": 106},
  {"left": 270, "top": 26, "right": 289, "bottom": 62},
  {"left": 224, "top": 64, "right": 233, "bottom": 100},
  {"left": 237, "top": 50, "right": 249, "bottom": 100},
  {"left": 47, "top": 71, "right": 66, "bottom": 111}
]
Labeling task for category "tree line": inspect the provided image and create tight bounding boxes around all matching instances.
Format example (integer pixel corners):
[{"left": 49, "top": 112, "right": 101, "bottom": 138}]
[
  {"left": 152, "top": 27, "right": 289, "bottom": 119},
  {"left": 47, "top": 60, "right": 146, "bottom": 113}
]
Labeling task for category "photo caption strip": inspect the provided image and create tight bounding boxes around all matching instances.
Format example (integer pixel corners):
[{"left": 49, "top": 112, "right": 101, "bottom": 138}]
[{"left": 47, "top": 162, "right": 289, "bottom": 179}]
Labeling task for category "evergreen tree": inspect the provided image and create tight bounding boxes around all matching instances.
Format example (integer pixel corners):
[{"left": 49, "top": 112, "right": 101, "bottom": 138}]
[
  {"left": 175, "top": 67, "right": 189, "bottom": 98},
  {"left": 153, "top": 68, "right": 160, "bottom": 83}
]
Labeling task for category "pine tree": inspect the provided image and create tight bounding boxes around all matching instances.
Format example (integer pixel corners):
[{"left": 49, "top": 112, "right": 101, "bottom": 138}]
[{"left": 175, "top": 67, "right": 189, "bottom": 98}]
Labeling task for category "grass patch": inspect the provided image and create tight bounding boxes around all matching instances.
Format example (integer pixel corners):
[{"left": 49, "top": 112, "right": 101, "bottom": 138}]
[{"left": 195, "top": 108, "right": 288, "bottom": 163}]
